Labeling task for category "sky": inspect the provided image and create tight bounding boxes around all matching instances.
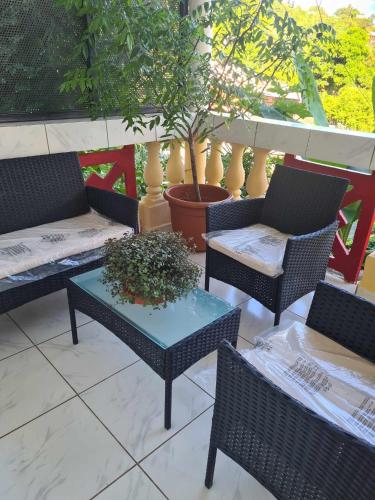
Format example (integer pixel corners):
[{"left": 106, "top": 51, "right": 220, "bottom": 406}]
[{"left": 292, "top": 0, "right": 375, "bottom": 16}]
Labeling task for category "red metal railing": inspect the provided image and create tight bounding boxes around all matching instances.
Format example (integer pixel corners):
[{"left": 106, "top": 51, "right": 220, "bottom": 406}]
[
  {"left": 79, "top": 146, "right": 137, "bottom": 199},
  {"left": 285, "top": 154, "right": 375, "bottom": 283}
]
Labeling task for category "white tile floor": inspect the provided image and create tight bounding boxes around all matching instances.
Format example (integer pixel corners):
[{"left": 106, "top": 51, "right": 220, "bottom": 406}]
[{"left": 0, "top": 256, "right": 355, "bottom": 500}]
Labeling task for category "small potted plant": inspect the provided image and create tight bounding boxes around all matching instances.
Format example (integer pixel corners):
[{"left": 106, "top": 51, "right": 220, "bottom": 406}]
[{"left": 102, "top": 231, "right": 202, "bottom": 307}]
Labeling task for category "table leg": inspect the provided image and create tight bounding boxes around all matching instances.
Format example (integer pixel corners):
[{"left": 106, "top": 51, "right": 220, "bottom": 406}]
[
  {"left": 164, "top": 378, "right": 172, "bottom": 430},
  {"left": 67, "top": 290, "right": 78, "bottom": 345}
]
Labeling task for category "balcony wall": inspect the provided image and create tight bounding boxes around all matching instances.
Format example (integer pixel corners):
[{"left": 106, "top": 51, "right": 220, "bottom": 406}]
[
  {"left": 1, "top": 115, "right": 375, "bottom": 170},
  {"left": 1, "top": 114, "right": 374, "bottom": 226}
]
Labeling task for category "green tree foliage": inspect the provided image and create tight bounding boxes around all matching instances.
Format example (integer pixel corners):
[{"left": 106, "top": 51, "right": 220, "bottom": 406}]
[
  {"left": 276, "top": 4, "right": 375, "bottom": 132},
  {"left": 59, "top": 0, "right": 331, "bottom": 201},
  {"left": 322, "top": 86, "right": 374, "bottom": 131}
]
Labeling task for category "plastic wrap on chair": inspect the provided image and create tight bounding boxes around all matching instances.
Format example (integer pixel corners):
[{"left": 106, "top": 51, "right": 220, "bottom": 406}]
[
  {"left": 203, "top": 223, "right": 291, "bottom": 277},
  {"left": 0, "top": 248, "right": 104, "bottom": 293},
  {"left": 241, "top": 321, "right": 375, "bottom": 445},
  {"left": 0, "top": 210, "right": 133, "bottom": 279}
]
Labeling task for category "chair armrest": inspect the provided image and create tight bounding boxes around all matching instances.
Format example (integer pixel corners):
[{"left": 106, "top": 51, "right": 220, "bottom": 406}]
[
  {"left": 211, "top": 341, "right": 375, "bottom": 500},
  {"left": 278, "top": 221, "right": 338, "bottom": 310},
  {"left": 283, "top": 221, "right": 338, "bottom": 278},
  {"left": 206, "top": 198, "right": 264, "bottom": 233},
  {"left": 307, "top": 282, "right": 375, "bottom": 362},
  {"left": 86, "top": 186, "right": 139, "bottom": 233}
]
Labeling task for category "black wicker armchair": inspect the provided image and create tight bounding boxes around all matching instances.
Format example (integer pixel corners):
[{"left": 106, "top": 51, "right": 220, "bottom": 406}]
[
  {"left": 205, "top": 282, "right": 375, "bottom": 500},
  {"left": 205, "top": 165, "right": 348, "bottom": 325},
  {"left": 0, "top": 152, "right": 138, "bottom": 315}
]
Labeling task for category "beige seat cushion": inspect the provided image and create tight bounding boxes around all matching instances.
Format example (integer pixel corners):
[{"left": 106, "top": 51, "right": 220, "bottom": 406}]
[
  {"left": 241, "top": 321, "right": 375, "bottom": 445},
  {"left": 0, "top": 211, "right": 133, "bottom": 279},
  {"left": 205, "top": 223, "right": 290, "bottom": 277}
]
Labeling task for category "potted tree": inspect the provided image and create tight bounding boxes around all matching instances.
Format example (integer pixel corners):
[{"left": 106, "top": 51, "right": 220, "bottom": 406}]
[
  {"left": 102, "top": 231, "right": 202, "bottom": 307},
  {"left": 59, "top": 0, "right": 332, "bottom": 249}
]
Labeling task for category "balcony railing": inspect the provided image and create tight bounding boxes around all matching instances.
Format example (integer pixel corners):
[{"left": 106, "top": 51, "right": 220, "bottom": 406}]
[{"left": 1, "top": 114, "right": 374, "bottom": 282}]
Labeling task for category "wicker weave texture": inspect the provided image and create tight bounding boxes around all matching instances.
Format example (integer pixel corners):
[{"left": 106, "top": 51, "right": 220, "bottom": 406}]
[
  {"left": 206, "top": 198, "right": 265, "bottom": 233},
  {"left": 279, "top": 221, "right": 338, "bottom": 310},
  {"left": 206, "top": 248, "right": 278, "bottom": 310},
  {"left": 307, "top": 282, "right": 375, "bottom": 363},
  {"left": 205, "top": 166, "right": 348, "bottom": 322},
  {"left": 68, "top": 282, "right": 166, "bottom": 377},
  {"left": 0, "top": 256, "right": 104, "bottom": 315},
  {"left": 69, "top": 281, "right": 241, "bottom": 380},
  {"left": 260, "top": 165, "right": 349, "bottom": 235},
  {"left": 0, "top": 153, "right": 89, "bottom": 234},
  {"left": 68, "top": 281, "right": 240, "bottom": 428},
  {"left": 207, "top": 334, "right": 375, "bottom": 500},
  {"left": 0, "top": 153, "right": 139, "bottom": 314},
  {"left": 86, "top": 186, "right": 139, "bottom": 233}
]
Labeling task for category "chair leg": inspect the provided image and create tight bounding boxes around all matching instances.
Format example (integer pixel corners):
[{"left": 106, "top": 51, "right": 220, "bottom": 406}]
[
  {"left": 274, "top": 311, "right": 281, "bottom": 326},
  {"left": 205, "top": 273, "right": 210, "bottom": 291},
  {"left": 205, "top": 445, "right": 217, "bottom": 488}
]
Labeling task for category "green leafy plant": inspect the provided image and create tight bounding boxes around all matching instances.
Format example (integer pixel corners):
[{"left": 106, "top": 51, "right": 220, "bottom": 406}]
[
  {"left": 102, "top": 231, "right": 202, "bottom": 307},
  {"left": 59, "top": 0, "right": 333, "bottom": 202},
  {"left": 294, "top": 51, "right": 329, "bottom": 126}
]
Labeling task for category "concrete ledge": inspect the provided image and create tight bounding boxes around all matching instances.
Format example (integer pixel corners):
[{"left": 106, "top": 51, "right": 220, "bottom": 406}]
[{"left": 1, "top": 114, "right": 375, "bottom": 171}]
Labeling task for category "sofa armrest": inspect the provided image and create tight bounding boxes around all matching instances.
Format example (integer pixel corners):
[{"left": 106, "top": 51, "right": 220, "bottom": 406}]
[
  {"left": 206, "top": 198, "right": 264, "bottom": 233},
  {"left": 307, "top": 282, "right": 375, "bottom": 362},
  {"left": 86, "top": 186, "right": 139, "bottom": 233}
]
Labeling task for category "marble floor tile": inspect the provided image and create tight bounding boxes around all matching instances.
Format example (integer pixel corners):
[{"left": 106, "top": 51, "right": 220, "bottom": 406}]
[
  {"left": 82, "top": 361, "right": 213, "bottom": 461},
  {"left": 325, "top": 270, "right": 357, "bottom": 292},
  {"left": 185, "top": 337, "right": 251, "bottom": 397},
  {"left": 287, "top": 292, "right": 314, "bottom": 319},
  {"left": 189, "top": 251, "right": 206, "bottom": 268},
  {"left": 142, "top": 408, "right": 275, "bottom": 500},
  {"left": 0, "top": 315, "right": 32, "bottom": 361},
  {"left": 0, "top": 347, "right": 74, "bottom": 437},
  {"left": 287, "top": 272, "right": 354, "bottom": 320},
  {"left": 9, "top": 290, "right": 91, "bottom": 344},
  {"left": 199, "top": 275, "right": 249, "bottom": 307},
  {"left": 96, "top": 467, "right": 165, "bottom": 500},
  {"left": 239, "top": 299, "right": 304, "bottom": 344},
  {"left": 39, "top": 321, "right": 139, "bottom": 393},
  {"left": 0, "top": 398, "right": 134, "bottom": 500}
]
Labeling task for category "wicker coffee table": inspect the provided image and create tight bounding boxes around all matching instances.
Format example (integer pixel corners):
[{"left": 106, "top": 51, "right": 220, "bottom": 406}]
[{"left": 67, "top": 267, "right": 241, "bottom": 429}]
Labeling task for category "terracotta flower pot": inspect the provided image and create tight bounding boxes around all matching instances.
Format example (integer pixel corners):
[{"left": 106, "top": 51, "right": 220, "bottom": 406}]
[
  {"left": 164, "top": 184, "right": 232, "bottom": 252},
  {"left": 122, "top": 286, "right": 164, "bottom": 306}
]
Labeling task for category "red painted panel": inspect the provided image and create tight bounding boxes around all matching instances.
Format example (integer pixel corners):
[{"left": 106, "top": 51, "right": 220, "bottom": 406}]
[
  {"left": 79, "top": 146, "right": 137, "bottom": 199},
  {"left": 284, "top": 154, "right": 375, "bottom": 282}
]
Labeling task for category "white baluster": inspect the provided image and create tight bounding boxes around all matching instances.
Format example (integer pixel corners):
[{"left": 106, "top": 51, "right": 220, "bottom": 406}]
[
  {"left": 166, "top": 140, "right": 184, "bottom": 187},
  {"left": 246, "top": 147, "right": 270, "bottom": 198},
  {"left": 184, "top": 139, "right": 207, "bottom": 184},
  {"left": 141, "top": 142, "right": 163, "bottom": 205},
  {"left": 139, "top": 142, "right": 171, "bottom": 231},
  {"left": 206, "top": 141, "right": 224, "bottom": 186},
  {"left": 225, "top": 143, "right": 245, "bottom": 200}
]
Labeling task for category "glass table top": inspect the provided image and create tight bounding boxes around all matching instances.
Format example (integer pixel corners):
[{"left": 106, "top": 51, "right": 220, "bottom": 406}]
[{"left": 71, "top": 267, "right": 235, "bottom": 349}]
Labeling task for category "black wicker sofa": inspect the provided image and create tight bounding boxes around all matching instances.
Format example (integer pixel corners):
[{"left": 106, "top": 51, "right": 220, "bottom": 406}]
[
  {"left": 205, "top": 282, "right": 375, "bottom": 500},
  {"left": 0, "top": 152, "right": 138, "bottom": 315}
]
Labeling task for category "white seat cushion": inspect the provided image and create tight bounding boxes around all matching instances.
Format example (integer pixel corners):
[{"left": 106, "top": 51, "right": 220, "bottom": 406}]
[
  {"left": 241, "top": 322, "right": 375, "bottom": 445},
  {"left": 0, "top": 211, "right": 133, "bottom": 279},
  {"left": 205, "top": 223, "right": 290, "bottom": 277}
]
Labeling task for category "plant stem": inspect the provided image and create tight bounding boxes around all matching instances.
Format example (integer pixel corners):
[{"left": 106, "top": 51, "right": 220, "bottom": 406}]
[{"left": 188, "top": 131, "right": 202, "bottom": 203}]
